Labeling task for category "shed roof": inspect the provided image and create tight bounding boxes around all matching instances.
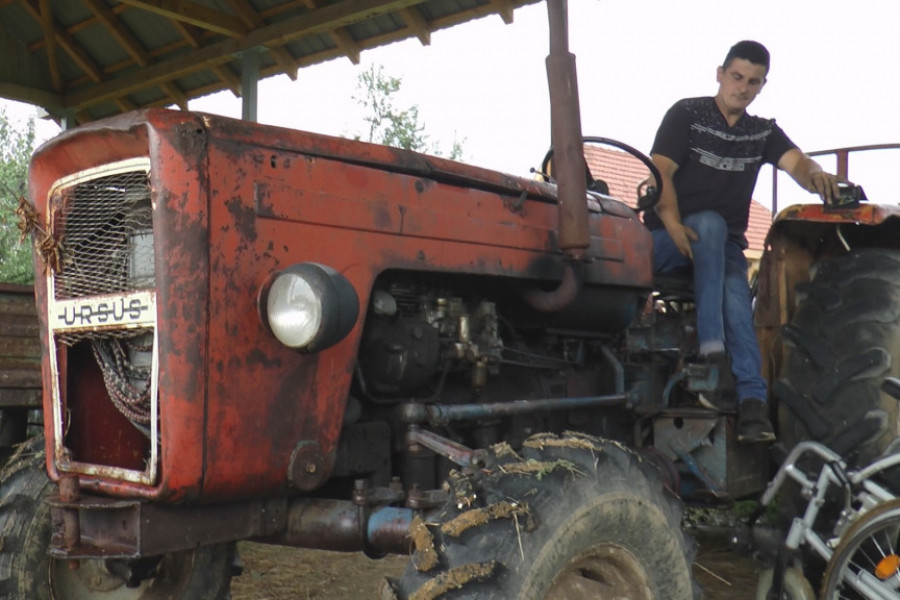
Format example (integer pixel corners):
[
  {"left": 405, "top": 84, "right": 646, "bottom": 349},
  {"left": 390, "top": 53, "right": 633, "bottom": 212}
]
[{"left": 0, "top": 0, "right": 539, "bottom": 124}]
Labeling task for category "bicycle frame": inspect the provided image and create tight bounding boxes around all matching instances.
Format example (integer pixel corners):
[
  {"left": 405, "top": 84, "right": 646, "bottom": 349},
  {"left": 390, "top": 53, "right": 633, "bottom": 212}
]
[{"left": 762, "top": 440, "right": 900, "bottom": 598}]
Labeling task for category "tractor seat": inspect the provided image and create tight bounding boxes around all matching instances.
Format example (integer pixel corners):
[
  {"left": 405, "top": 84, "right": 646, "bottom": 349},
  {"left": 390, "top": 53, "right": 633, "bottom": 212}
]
[{"left": 653, "top": 267, "right": 694, "bottom": 303}]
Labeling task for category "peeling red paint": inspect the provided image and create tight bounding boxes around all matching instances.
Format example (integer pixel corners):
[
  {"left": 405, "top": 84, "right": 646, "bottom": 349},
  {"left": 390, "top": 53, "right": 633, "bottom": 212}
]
[{"left": 29, "top": 109, "right": 653, "bottom": 503}]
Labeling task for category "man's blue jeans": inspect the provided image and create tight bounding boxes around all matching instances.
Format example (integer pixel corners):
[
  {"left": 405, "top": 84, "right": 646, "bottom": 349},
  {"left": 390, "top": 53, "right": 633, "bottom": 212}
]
[{"left": 651, "top": 211, "right": 767, "bottom": 403}]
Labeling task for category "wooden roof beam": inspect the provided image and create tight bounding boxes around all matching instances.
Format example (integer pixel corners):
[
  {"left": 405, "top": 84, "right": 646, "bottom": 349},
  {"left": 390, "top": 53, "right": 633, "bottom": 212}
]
[
  {"left": 329, "top": 28, "right": 361, "bottom": 64},
  {"left": 114, "top": 95, "right": 136, "bottom": 113},
  {"left": 82, "top": 0, "right": 151, "bottom": 67},
  {"left": 117, "top": 0, "right": 248, "bottom": 38},
  {"left": 400, "top": 7, "right": 430, "bottom": 46},
  {"left": 67, "top": 0, "right": 426, "bottom": 111},
  {"left": 37, "top": 0, "right": 62, "bottom": 91},
  {"left": 225, "top": 0, "right": 298, "bottom": 79},
  {"left": 489, "top": 0, "right": 515, "bottom": 24},
  {"left": 302, "top": 0, "right": 362, "bottom": 64},
  {"left": 160, "top": 82, "right": 188, "bottom": 109},
  {"left": 170, "top": 20, "right": 242, "bottom": 96},
  {"left": 23, "top": 0, "right": 104, "bottom": 83},
  {"left": 213, "top": 66, "right": 242, "bottom": 97}
]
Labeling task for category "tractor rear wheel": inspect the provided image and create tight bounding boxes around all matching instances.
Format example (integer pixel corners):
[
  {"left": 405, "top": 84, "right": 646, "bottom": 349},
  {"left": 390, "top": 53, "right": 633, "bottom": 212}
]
[
  {"left": 383, "top": 432, "right": 695, "bottom": 600},
  {"left": 775, "top": 248, "right": 900, "bottom": 466},
  {"left": 0, "top": 437, "right": 236, "bottom": 600}
]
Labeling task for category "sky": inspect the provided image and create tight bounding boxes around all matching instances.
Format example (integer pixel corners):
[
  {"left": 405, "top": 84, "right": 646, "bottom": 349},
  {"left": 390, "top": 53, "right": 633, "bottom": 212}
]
[{"left": 4, "top": 0, "right": 900, "bottom": 212}]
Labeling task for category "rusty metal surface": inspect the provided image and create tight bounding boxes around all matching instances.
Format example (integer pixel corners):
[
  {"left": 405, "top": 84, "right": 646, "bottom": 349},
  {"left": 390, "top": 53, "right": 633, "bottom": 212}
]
[
  {"left": 654, "top": 411, "right": 769, "bottom": 499},
  {"left": 48, "top": 492, "right": 288, "bottom": 559},
  {"left": 29, "top": 108, "right": 654, "bottom": 503},
  {"left": 257, "top": 496, "right": 413, "bottom": 556},
  {"left": 773, "top": 201, "right": 900, "bottom": 226},
  {"left": 545, "top": 0, "right": 588, "bottom": 256},
  {"left": 405, "top": 427, "right": 486, "bottom": 469}
]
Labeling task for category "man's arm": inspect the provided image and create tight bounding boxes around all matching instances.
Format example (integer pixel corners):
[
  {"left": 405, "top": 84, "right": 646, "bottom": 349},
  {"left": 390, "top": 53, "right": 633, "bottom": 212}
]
[
  {"left": 777, "top": 148, "right": 841, "bottom": 204},
  {"left": 651, "top": 153, "right": 697, "bottom": 259}
]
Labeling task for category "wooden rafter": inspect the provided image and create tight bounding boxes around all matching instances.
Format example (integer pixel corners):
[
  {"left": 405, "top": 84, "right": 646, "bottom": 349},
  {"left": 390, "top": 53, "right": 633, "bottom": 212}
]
[
  {"left": 37, "top": 0, "right": 61, "bottom": 91},
  {"left": 67, "top": 0, "right": 425, "bottom": 111},
  {"left": 302, "top": 0, "right": 362, "bottom": 65},
  {"left": 82, "top": 0, "right": 150, "bottom": 67},
  {"left": 22, "top": 0, "right": 103, "bottom": 83},
  {"left": 224, "top": 0, "right": 298, "bottom": 80},
  {"left": 169, "top": 19, "right": 242, "bottom": 97},
  {"left": 490, "top": 0, "right": 515, "bottom": 24},
  {"left": 400, "top": 6, "right": 430, "bottom": 46},
  {"left": 0, "top": 0, "right": 539, "bottom": 119},
  {"left": 117, "top": 0, "right": 248, "bottom": 38}
]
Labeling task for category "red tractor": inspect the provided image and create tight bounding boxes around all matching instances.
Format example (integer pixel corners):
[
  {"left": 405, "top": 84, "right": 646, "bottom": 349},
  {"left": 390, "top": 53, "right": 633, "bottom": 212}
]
[
  {"left": 4, "top": 10, "right": 900, "bottom": 599},
  {"left": 4, "top": 105, "right": 703, "bottom": 599},
  {"left": 4, "top": 92, "right": 900, "bottom": 600}
]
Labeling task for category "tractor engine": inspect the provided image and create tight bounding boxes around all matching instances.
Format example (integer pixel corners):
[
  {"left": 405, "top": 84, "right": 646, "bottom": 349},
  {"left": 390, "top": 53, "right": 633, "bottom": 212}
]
[
  {"left": 357, "top": 283, "right": 502, "bottom": 399},
  {"left": 332, "top": 272, "right": 649, "bottom": 495}
]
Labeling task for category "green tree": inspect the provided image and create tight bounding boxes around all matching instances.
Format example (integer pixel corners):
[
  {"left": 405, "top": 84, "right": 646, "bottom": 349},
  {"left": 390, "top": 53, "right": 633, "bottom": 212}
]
[
  {"left": 0, "top": 109, "right": 36, "bottom": 284},
  {"left": 353, "top": 64, "right": 464, "bottom": 161}
]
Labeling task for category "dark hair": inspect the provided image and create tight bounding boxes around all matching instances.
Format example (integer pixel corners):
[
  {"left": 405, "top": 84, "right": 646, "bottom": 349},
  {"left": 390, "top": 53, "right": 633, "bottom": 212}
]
[{"left": 723, "top": 40, "right": 770, "bottom": 72}]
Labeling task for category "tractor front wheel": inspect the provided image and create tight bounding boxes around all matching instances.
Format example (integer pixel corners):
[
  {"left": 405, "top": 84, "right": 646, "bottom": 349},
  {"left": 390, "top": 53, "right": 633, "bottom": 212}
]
[
  {"left": 384, "top": 432, "right": 695, "bottom": 600},
  {"left": 0, "top": 437, "right": 236, "bottom": 600}
]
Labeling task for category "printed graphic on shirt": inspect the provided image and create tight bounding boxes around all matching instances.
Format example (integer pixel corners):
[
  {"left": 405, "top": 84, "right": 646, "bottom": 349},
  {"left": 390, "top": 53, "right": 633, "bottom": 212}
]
[
  {"left": 687, "top": 105, "right": 772, "bottom": 174},
  {"left": 691, "top": 123, "right": 772, "bottom": 143},
  {"left": 693, "top": 148, "right": 762, "bottom": 172}
]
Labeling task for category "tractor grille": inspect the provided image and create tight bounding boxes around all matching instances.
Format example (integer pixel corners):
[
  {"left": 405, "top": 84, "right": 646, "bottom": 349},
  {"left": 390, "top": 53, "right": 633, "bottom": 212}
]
[
  {"left": 53, "top": 169, "right": 154, "bottom": 301},
  {"left": 46, "top": 159, "right": 160, "bottom": 483}
]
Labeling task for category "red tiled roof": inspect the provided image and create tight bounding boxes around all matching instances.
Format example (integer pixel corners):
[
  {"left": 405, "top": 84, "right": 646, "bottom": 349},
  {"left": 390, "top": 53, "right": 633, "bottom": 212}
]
[
  {"left": 582, "top": 145, "right": 772, "bottom": 252},
  {"left": 745, "top": 199, "right": 773, "bottom": 254}
]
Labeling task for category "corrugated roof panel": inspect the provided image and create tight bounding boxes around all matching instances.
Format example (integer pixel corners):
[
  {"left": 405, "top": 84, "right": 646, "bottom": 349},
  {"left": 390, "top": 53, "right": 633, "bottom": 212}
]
[
  {"left": 346, "top": 10, "right": 406, "bottom": 41},
  {"left": 71, "top": 22, "right": 131, "bottom": 69},
  {"left": 127, "top": 86, "right": 170, "bottom": 108},
  {"left": 117, "top": 7, "right": 190, "bottom": 51},
  {"left": 286, "top": 33, "right": 338, "bottom": 62},
  {"left": 419, "top": 0, "right": 480, "bottom": 21},
  {"left": 44, "top": 1, "right": 94, "bottom": 29},
  {"left": 0, "top": 4, "right": 40, "bottom": 46}
]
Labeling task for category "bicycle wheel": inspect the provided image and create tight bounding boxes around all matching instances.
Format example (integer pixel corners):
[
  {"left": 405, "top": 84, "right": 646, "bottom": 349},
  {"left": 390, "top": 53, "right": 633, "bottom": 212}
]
[{"left": 821, "top": 499, "right": 900, "bottom": 599}]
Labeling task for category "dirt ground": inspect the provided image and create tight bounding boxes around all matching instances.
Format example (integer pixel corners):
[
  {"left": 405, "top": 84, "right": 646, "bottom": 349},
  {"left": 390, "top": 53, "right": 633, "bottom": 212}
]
[{"left": 230, "top": 533, "right": 762, "bottom": 599}]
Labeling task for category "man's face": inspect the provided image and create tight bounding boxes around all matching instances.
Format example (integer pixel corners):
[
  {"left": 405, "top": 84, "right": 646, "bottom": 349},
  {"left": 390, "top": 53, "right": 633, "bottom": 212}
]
[{"left": 716, "top": 58, "right": 767, "bottom": 114}]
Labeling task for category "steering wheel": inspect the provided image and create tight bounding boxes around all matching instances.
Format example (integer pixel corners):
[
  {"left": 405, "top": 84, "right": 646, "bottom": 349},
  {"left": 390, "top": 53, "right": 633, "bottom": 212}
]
[{"left": 539, "top": 136, "right": 663, "bottom": 212}]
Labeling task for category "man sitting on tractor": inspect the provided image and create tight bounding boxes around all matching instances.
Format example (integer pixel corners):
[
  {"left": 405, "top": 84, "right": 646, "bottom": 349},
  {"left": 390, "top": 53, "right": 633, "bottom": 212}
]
[{"left": 646, "top": 40, "right": 840, "bottom": 443}]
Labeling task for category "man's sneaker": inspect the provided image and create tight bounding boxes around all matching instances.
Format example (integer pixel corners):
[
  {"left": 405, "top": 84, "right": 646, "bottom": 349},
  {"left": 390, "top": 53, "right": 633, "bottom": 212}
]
[{"left": 737, "top": 399, "right": 776, "bottom": 444}]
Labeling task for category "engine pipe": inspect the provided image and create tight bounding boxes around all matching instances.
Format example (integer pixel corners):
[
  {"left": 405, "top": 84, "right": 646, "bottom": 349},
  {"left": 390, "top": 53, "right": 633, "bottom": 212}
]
[
  {"left": 525, "top": 0, "right": 589, "bottom": 313},
  {"left": 257, "top": 497, "right": 414, "bottom": 556},
  {"left": 50, "top": 489, "right": 417, "bottom": 560},
  {"left": 406, "top": 426, "right": 488, "bottom": 469},
  {"left": 398, "top": 392, "right": 633, "bottom": 428},
  {"left": 522, "top": 259, "right": 583, "bottom": 313}
]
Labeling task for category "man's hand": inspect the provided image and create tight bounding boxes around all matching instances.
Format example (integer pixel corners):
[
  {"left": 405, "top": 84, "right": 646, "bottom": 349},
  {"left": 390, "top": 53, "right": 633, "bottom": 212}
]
[
  {"left": 778, "top": 149, "right": 842, "bottom": 205},
  {"left": 807, "top": 170, "right": 842, "bottom": 205},
  {"left": 650, "top": 153, "right": 698, "bottom": 257},
  {"left": 669, "top": 223, "right": 699, "bottom": 260}
]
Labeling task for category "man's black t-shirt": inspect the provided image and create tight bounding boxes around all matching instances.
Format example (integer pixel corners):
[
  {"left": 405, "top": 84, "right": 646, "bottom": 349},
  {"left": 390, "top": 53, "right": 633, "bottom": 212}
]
[{"left": 644, "top": 97, "right": 797, "bottom": 245}]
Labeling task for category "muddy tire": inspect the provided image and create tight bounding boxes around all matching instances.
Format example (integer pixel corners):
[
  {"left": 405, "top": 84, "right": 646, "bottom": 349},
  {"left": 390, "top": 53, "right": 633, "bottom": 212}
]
[
  {"left": 0, "top": 437, "right": 236, "bottom": 600},
  {"left": 775, "top": 249, "right": 900, "bottom": 466},
  {"left": 383, "top": 432, "right": 694, "bottom": 600}
]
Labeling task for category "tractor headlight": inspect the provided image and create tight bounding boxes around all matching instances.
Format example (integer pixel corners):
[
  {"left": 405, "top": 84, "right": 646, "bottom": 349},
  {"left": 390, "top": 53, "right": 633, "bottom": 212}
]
[{"left": 259, "top": 263, "right": 359, "bottom": 352}]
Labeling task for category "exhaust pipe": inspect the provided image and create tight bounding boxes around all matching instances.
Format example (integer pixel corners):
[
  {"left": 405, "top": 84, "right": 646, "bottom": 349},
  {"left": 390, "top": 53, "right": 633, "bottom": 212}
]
[
  {"left": 525, "top": 0, "right": 589, "bottom": 312},
  {"left": 546, "top": 0, "right": 589, "bottom": 257}
]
